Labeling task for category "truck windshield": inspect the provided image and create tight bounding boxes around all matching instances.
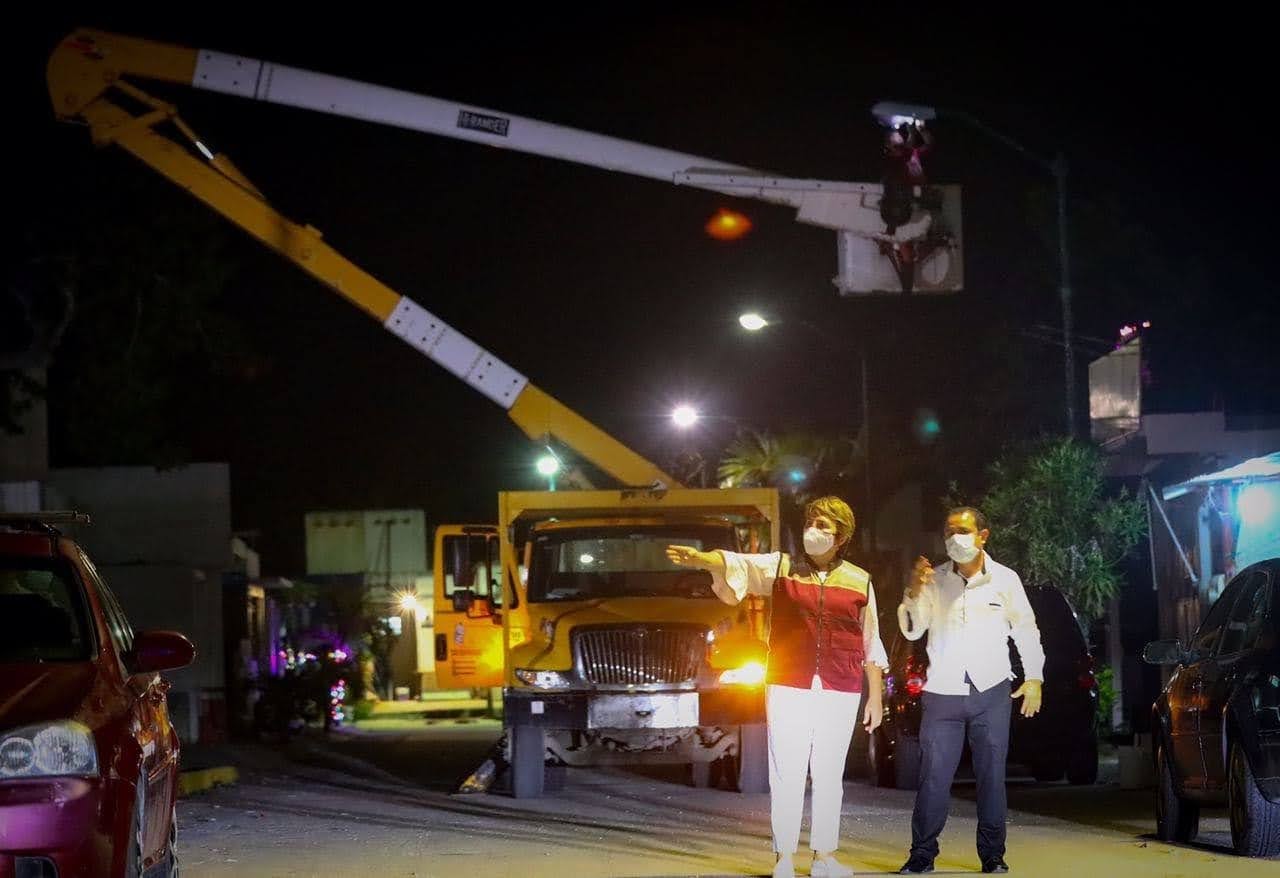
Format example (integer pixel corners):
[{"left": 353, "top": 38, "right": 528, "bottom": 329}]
[{"left": 528, "top": 524, "right": 736, "bottom": 602}]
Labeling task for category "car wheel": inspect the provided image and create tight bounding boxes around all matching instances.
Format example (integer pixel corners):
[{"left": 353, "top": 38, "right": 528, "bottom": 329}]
[
  {"left": 867, "top": 727, "right": 894, "bottom": 788},
  {"left": 161, "top": 803, "right": 180, "bottom": 877},
  {"left": 1032, "top": 754, "right": 1065, "bottom": 783},
  {"left": 1228, "top": 740, "right": 1280, "bottom": 857},
  {"left": 734, "top": 723, "right": 769, "bottom": 794},
  {"left": 1155, "top": 741, "right": 1199, "bottom": 843},
  {"left": 123, "top": 777, "right": 146, "bottom": 877},
  {"left": 1066, "top": 732, "right": 1099, "bottom": 785},
  {"left": 894, "top": 733, "right": 922, "bottom": 791}
]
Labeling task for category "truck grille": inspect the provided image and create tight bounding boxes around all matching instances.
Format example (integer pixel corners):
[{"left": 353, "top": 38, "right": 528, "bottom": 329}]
[{"left": 574, "top": 625, "right": 707, "bottom": 686}]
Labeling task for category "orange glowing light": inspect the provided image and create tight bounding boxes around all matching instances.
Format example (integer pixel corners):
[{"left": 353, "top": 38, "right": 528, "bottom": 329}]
[{"left": 705, "top": 208, "right": 752, "bottom": 241}]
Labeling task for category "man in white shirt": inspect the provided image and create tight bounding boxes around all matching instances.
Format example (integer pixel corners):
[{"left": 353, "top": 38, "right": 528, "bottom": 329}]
[{"left": 896, "top": 507, "right": 1045, "bottom": 875}]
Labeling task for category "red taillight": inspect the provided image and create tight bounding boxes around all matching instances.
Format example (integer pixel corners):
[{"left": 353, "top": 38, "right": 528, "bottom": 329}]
[
  {"left": 1077, "top": 654, "right": 1097, "bottom": 690},
  {"left": 902, "top": 652, "right": 927, "bottom": 698}
]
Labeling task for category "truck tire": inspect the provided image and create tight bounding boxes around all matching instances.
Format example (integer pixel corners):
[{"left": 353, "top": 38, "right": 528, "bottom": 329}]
[
  {"left": 735, "top": 723, "right": 769, "bottom": 794},
  {"left": 1155, "top": 741, "right": 1198, "bottom": 843},
  {"left": 509, "top": 724, "right": 545, "bottom": 799},
  {"left": 1228, "top": 740, "right": 1280, "bottom": 857},
  {"left": 894, "top": 733, "right": 922, "bottom": 790}
]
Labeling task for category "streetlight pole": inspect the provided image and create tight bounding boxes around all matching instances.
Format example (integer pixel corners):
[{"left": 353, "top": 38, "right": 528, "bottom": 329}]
[
  {"left": 962, "top": 111, "right": 1075, "bottom": 437},
  {"left": 1053, "top": 153, "right": 1075, "bottom": 435},
  {"left": 860, "top": 345, "right": 873, "bottom": 551},
  {"left": 873, "top": 103, "right": 1077, "bottom": 435}
]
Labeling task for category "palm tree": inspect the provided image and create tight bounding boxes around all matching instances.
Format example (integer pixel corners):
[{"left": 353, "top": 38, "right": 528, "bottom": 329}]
[{"left": 718, "top": 428, "right": 866, "bottom": 509}]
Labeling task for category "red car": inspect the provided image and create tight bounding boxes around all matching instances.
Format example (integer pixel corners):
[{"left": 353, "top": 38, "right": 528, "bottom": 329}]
[{"left": 0, "top": 512, "right": 194, "bottom": 877}]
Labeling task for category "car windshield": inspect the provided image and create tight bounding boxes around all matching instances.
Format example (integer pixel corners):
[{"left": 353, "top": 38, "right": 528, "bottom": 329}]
[
  {"left": 527, "top": 524, "right": 736, "bottom": 602},
  {"left": 0, "top": 558, "right": 94, "bottom": 662}
]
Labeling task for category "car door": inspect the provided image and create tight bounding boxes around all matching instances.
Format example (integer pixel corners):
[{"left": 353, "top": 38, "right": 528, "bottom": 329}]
[
  {"left": 1198, "top": 569, "right": 1271, "bottom": 789},
  {"left": 84, "top": 553, "right": 170, "bottom": 863},
  {"left": 1171, "top": 574, "right": 1249, "bottom": 789}
]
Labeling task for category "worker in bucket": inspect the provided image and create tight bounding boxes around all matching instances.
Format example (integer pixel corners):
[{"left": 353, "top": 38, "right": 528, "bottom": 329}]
[
  {"left": 667, "top": 495, "right": 887, "bottom": 878},
  {"left": 880, "top": 117, "right": 932, "bottom": 235}
]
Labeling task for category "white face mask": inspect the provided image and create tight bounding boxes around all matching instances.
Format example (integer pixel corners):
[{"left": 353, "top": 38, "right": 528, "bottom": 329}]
[
  {"left": 803, "top": 527, "right": 836, "bottom": 557},
  {"left": 945, "top": 533, "right": 981, "bottom": 564}
]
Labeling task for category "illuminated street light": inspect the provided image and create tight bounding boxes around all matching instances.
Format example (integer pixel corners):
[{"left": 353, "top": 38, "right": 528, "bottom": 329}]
[
  {"left": 536, "top": 453, "right": 561, "bottom": 491},
  {"left": 397, "top": 592, "right": 422, "bottom": 614},
  {"left": 738, "top": 312, "right": 769, "bottom": 332},
  {"left": 671, "top": 404, "right": 699, "bottom": 429}
]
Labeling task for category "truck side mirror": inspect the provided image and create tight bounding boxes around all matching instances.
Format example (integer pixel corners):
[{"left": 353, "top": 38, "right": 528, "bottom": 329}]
[{"left": 451, "top": 589, "right": 476, "bottom": 613}]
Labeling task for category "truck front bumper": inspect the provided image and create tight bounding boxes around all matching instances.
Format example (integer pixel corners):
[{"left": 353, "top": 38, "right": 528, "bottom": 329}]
[{"left": 504, "top": 687, "right": 765, "bottom": 729}]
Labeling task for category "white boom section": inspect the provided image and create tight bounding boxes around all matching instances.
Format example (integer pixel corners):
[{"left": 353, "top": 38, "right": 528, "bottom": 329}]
[
  {"left": 192, "top": 50, "right": 775, "bottom": 200},
  {"left": 189, "top": 49, "right": 962, "bottom": 294},
  {"left": 190, "top": 48, "right": 903, "bottom": 223}
]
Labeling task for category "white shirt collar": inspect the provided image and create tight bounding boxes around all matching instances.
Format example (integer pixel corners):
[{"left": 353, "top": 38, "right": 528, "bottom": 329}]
[{"left": 949, "top": 554, "right": 992, "bottom": 587}]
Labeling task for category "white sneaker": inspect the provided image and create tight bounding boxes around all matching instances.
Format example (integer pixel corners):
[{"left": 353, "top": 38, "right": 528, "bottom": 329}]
[
  {"left": 810, "top": 854, "right": 854, "bottom": 878},
  {"left": 773, "top": 854, "right": 796, "bottom": 878}
]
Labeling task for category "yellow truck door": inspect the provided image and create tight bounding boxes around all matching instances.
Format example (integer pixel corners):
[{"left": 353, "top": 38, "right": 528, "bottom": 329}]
[{"left": 432, "top": 525, "right": 505, "bottom": 688}]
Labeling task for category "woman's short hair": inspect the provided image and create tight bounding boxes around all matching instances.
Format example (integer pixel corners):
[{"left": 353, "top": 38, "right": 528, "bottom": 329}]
[{"left": 804, "top": 496, "right": 856, "bottom": 541}]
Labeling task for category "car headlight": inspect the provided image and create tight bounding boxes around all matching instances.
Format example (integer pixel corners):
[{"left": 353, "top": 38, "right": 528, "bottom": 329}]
[
  {"left": 719, "top": 661, "right": 766, "bottom": 686},
  {"left": 514, "top": 669, "right": 574, "bottom": 689},
  {"left": 0, "top": 721, "right": 98, "bottom": 779}
]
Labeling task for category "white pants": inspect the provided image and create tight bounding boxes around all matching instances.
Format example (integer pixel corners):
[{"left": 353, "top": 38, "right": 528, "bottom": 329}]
[{"left": 766, "top": 677, "right": 862, "bottom": 855}]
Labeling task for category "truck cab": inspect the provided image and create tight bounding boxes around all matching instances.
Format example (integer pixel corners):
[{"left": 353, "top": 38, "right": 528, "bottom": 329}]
[{"left": 435, "top": 487, "right": 778, "bottom": 797}]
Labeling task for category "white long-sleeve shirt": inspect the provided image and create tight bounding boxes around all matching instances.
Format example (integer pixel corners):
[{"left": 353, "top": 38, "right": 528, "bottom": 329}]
[
  {"left": 711, "top": 551, "right": 890, "bottom": 673},
  {"left": 896, "top": 553, "right": 1045, "bottom": 695}
]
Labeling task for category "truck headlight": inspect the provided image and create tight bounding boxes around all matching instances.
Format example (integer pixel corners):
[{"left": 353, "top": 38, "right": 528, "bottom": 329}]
[
  {"left": 514, "top": 669, "right": 574, "bottom": 689},
  {"left": 718, "top": 661, "right": 766, "bottom": 686},
  {"left": 0, "top": 721, "right": 98, "bottom": 779}
]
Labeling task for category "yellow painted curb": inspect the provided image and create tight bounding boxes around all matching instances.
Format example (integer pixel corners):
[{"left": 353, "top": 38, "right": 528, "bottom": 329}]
[{"left": 177, "top": 765, "right": 238, "bottom": 797}]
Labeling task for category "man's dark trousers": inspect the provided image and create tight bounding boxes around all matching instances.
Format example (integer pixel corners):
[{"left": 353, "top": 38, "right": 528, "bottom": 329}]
[{"left": 909, "top": 678, "right": 1013, "bottom": 862}]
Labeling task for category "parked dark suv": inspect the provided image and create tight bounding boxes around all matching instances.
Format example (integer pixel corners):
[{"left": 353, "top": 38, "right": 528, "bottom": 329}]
[
  {"left": 869, "top": 583, "right": 1099, "bottom": 788},
  {"left": 1145, "top": 557, "right": 1280, "bottom": 858}
]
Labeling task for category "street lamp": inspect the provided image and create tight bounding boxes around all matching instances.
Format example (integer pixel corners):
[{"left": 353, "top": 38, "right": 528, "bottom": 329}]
[
  {"left": 874, "top": 100, "right": 1076, "bottom": 435},
  {"left": 535, "top": 453, "right": 560, "bottom": 491},
  {"left": 736, "top": 312, "right": 876, "bottom": 550},
  {"left": 671, "top": 404, "right": 700, "bottom": 429}
]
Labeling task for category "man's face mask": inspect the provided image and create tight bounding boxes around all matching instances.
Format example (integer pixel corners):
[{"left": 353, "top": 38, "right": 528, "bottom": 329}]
[{"left": 945, "top": 532, "right": 981, "bottom": 563}]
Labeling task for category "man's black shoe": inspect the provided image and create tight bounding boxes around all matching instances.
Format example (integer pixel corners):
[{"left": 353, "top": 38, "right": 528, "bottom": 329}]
[
  {"left": 981, "top": 857, "right": 1010, "bottom": 874},
  {"left": 898, "top": 857, "right": 934, "bottom": 874}
]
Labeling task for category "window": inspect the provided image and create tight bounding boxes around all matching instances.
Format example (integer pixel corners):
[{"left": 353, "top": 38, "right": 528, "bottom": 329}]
[
  {"left": 0, "top": 557, "right": 94, "bottom": 662},
  {"left": 1189, "top": 573, "right": 1249, "bottom": 659},
  {"left": 80, "top": 551, "right": 133, "bottom": 655},
  {"left": 527, "top": 524, "right": 735, "bottom": 603},
  {"left": 442, "top": 534, "right": 502, "bottom": 608},
  {"left": 1217, "top": 571, "right": 1271, "bottom": 656}
]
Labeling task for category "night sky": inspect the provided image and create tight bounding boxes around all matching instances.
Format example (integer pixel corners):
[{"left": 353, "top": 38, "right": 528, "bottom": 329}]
[{"left": 11, "top": 11, "right": 1279, "bottom": 574}]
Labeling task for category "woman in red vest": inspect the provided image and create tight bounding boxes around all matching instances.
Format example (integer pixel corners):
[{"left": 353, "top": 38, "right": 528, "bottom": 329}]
[{"left": 667, "top": 496, "right": 887, "bottom": 878}]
